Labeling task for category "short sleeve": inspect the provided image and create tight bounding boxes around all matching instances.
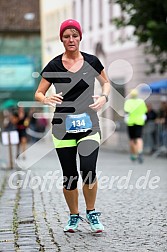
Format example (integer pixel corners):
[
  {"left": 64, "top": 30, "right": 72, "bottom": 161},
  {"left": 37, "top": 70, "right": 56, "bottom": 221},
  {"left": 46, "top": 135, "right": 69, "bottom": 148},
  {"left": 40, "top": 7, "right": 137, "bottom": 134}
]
[
  {"left": 124, "top": 100, "right": 131, "bottom": 113},
  {"left": 92, "top": 56, "right": 104, "bottom": 76},
  {"left": 40, "top": 62, "right": 55, "bottom": 84}
]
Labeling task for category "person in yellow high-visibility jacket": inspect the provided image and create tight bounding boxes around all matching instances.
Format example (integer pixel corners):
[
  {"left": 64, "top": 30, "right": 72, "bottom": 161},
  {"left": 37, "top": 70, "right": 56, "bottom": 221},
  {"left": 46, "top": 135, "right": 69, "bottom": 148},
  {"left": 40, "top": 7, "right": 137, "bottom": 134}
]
[{"left": 124, "top": 89, "right": 147, "bottom": 163}]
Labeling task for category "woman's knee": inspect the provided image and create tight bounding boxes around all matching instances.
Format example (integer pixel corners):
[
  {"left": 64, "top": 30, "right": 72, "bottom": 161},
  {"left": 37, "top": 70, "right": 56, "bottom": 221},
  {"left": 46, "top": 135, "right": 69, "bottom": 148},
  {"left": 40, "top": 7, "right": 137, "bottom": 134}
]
[
  {"left": 80, "top": 170, "right": 96, "bottom": 184},
  {"left": 63, "top": 173, "right": 79, "bottom": 190}
]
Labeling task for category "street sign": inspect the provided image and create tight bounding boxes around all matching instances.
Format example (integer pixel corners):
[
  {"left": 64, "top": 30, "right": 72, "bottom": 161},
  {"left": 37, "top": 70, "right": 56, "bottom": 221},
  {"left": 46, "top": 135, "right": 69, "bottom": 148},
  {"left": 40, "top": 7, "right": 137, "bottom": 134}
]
[{"left": 1, "top": 131, "right": 19, "bottom": 145}]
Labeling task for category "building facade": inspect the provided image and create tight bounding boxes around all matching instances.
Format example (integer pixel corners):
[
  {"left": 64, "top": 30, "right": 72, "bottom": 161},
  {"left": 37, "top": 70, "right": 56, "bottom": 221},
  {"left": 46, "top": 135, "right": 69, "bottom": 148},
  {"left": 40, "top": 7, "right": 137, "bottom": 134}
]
[
  {"left": 0, "top": 0, "right": 41, "bottom": 104},
  {"left": 40, "top": 0, "right": 72, "bottom": 65},
  {"left": 40, "top": 0, "right": 166, "bottom": 123}
]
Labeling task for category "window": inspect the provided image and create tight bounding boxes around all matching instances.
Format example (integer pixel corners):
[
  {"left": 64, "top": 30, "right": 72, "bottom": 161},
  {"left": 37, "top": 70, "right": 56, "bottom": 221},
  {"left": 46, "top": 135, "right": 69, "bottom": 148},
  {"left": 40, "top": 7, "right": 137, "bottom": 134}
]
[
  {"left": 72, "top": 1, "right": 76, "bottom": 19},
  {"left": 99, "top": 0, "right": 103, "bottom": 27},
  {"left": 81, "top": 0, "right": 84, "bottom": 32},
  {"left": 89, "top": 0, "right": 92, "bottom": 30},
  {"left": 109, "top": 0, "right": 113, "bottom": 23}
]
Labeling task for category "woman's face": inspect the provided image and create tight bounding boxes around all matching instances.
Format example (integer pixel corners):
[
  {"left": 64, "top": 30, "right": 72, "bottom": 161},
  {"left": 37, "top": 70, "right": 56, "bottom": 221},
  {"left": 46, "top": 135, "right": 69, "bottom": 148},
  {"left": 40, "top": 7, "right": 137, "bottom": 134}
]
[{"left": 62, "top": 28, "right": 80, "bottom": 52}]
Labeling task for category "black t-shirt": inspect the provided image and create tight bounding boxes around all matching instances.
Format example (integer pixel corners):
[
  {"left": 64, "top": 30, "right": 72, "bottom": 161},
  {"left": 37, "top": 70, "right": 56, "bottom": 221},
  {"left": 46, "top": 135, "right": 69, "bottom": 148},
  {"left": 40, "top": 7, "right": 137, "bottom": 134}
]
[{"left": 41, "top": 51, "right": 104, "bottom": 134}]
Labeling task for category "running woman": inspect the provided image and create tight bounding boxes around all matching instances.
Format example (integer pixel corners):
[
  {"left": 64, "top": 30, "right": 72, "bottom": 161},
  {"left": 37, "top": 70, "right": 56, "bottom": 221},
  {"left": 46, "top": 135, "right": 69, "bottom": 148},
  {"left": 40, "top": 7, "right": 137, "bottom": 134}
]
[{"left": 35, "top": 19, "right": 110, "bottom": 233}]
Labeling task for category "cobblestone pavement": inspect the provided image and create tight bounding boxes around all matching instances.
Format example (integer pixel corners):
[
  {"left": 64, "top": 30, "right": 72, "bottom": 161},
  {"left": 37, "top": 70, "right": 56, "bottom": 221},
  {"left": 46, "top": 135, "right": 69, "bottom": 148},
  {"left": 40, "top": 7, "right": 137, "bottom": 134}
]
[{"left": 0, "top": 140, "right": 167, "bottom": 252}]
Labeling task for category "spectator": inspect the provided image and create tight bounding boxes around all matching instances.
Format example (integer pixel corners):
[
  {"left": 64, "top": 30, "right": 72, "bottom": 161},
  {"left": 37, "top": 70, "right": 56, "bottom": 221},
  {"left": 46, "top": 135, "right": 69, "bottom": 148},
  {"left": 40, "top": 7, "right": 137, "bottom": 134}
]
[
  {"left": 27, "top": 108, "right": 48, "bottom": 142},
  {"left": 155, "top": 96, "right": 167, "bottom": 148},
  {"left": 16, "top": 107, "right": 29, "bottom": 159},
  {"left": 143, "top": 103, "right": 157, "bottom": 153}
]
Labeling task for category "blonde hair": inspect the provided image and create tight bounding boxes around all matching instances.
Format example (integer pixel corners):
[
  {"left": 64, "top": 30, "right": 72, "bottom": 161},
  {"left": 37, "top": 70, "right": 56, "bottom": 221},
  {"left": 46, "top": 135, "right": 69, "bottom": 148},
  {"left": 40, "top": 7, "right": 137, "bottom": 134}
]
[{"left": 130, "top": 89, "right": 138, "bottom": 98}]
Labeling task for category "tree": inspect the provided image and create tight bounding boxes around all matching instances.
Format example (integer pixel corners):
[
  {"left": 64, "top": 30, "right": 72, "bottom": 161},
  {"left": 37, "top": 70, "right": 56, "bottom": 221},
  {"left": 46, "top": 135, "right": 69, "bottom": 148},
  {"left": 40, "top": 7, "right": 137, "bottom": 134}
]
[{"left": 112, "top": 0, "right": 167, "bottom": 74}]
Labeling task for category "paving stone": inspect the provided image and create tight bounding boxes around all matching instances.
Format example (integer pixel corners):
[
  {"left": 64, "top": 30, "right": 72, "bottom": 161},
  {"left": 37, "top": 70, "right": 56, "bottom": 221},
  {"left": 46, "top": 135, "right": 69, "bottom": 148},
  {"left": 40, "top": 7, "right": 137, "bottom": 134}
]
[
  {"left": 0, "top": 242, "right": 15, "bottom": 251},
  {"left": 1, "top": 145, "right": 167, "bottom": 251},
  {"left": 0, "top": 232, "right": 14, "bottom": 242}
]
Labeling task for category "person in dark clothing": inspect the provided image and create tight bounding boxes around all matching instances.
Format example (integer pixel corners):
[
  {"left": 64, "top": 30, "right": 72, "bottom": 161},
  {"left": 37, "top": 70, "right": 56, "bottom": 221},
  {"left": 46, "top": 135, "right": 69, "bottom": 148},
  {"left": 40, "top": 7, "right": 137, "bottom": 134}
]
[
  {"left": 16, "top": 107, "right": 29, "bottom": 159},
  {"left": 35, "top": 19, "right": 110, "bottom": 233},
  {"left": 144, "top": 103, "right": 157, "bottom": 153}
]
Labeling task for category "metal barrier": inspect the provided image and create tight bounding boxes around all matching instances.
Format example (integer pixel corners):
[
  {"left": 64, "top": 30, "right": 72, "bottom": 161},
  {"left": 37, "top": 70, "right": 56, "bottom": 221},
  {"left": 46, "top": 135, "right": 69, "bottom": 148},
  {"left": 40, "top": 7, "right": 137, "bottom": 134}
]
[
  {"left": 152, "top": 123, "right": 167, "bottom": 157},
  {"left": 143, "top": 121, "right": 167, "bottom": 157},
  {"left": 143, "top": 121, "right": 157, "bottom": 153},
  {"left": 103, "top": 121, "right": 167, "bottom": 157}
]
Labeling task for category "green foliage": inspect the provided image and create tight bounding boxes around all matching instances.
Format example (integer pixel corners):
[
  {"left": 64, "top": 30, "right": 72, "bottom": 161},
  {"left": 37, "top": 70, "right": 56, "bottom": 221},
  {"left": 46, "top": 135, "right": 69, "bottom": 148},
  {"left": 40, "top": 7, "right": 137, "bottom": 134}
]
[{"left": 112, "top": 0, "right": 167, "bottom": 74}]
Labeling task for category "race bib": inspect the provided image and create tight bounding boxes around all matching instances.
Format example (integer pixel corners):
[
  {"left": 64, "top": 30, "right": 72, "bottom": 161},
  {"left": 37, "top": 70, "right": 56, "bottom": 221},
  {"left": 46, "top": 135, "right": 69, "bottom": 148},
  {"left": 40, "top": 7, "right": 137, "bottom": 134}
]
[{"left": 65, "top": 113, "right": 92, "bottom": 133}]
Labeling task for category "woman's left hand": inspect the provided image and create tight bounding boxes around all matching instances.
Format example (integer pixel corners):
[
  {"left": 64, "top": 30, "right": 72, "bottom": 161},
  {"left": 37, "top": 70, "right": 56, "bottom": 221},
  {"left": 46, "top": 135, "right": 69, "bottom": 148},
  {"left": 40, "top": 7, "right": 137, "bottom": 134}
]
[{"left": 89, "top": 95, "right": 107, "bottom": 111}]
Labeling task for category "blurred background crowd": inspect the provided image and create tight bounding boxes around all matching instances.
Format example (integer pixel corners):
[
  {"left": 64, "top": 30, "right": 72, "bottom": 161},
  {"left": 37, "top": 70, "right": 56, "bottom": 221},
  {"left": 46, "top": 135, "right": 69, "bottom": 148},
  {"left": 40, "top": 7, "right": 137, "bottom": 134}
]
[
  {"left": 2, "top": 106, "right": 48, "bottom": 159},
  {"left": 143, "top": 97, "right": 167, "bottom": 155}
]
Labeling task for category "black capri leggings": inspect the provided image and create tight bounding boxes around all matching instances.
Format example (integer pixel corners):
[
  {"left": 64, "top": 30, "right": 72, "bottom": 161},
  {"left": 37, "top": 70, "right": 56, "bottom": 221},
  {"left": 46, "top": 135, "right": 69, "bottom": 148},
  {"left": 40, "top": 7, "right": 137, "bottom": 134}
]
[{"left": 56, "top": 137, "right": 99, "bottom": 190}]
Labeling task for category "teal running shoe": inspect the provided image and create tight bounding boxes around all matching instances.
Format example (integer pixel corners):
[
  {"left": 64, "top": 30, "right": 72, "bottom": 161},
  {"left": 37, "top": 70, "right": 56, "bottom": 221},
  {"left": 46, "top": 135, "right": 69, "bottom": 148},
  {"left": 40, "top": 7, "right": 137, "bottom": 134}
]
[
  {"left": 64, "top": 214, "right": 83, "bottom": 232},
  {"left": 138, "top": 153, "right": 144, "bottom": 164},
  {"left": 86, "top": 211, "right": 104, "bottom": 233},
  {"left": 130, "top": 154, "right": 137, "bottom": 161}
]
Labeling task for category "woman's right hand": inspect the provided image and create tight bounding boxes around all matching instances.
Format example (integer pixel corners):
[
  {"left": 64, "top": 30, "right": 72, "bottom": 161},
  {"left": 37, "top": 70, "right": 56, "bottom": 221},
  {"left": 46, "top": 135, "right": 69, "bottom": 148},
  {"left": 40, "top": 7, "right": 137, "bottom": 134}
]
[{"left": 43, "top": 92, "right": 63, "bottom": 107}]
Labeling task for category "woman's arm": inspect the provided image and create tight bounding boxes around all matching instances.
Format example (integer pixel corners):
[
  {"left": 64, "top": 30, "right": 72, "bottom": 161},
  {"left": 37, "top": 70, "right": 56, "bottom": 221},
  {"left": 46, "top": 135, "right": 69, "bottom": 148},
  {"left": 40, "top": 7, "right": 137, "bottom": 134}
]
[
  {"left": 97, "top": 69, "right": 111, "bottom": 98},
  {"left": 35, "top": 77, "right": 63, "bottom": 107},
  {"left": 89, "top": 70, "right": 111, "bottom": 111}
]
